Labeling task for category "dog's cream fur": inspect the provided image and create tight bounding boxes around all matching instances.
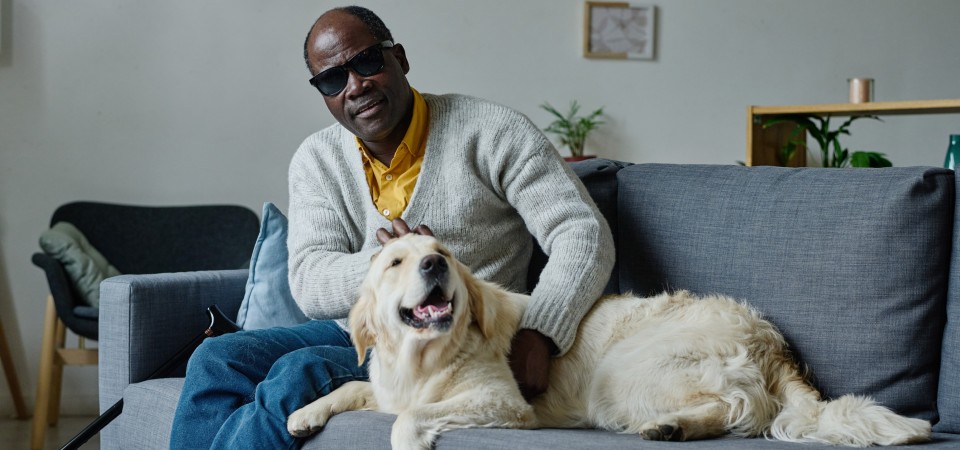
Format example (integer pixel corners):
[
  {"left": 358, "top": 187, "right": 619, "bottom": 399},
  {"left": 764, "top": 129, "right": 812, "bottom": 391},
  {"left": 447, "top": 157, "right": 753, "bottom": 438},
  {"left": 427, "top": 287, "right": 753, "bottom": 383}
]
[{"left": 288, "top": 235, "right": 931, "bottom": 449}]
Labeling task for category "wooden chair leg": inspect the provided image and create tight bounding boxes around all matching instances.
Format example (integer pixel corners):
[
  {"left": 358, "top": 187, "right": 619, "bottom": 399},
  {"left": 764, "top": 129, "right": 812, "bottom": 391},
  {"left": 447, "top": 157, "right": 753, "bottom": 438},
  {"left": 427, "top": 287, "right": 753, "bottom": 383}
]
[
  {"left": 0, "top": 312, "right": 29, "bottom": 419},
  {"left": 47, "top": 317, "right": 67, "bottom": 426},
  {"left": 31, "top": 296, "right": 58, "bottom": 450}
]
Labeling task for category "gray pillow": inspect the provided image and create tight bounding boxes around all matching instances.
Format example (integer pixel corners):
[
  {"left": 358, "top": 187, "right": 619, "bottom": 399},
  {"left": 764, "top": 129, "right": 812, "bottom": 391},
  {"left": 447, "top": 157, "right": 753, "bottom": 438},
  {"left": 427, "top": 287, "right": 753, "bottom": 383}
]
[{"left": 39, "top": 222, "right": 121, "bottom": 307}]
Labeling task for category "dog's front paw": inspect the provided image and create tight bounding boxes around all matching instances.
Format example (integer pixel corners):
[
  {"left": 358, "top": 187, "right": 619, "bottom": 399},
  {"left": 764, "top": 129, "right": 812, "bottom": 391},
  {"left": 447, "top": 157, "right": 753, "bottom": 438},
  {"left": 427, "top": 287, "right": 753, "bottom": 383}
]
[
  {"left": 639, "top": 421, "right": 685, "bottom": 442},
  {"left": 391, "top": 412, "right": 436, "bottom": 450},
  {"left": 287, "top": 405, "right": 331, "bottom": 438}
]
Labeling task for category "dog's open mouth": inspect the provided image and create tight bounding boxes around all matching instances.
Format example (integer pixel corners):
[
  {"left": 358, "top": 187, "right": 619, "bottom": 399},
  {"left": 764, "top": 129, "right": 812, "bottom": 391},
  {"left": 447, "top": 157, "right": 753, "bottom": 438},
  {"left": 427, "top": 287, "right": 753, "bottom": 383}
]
[{"left": 399, "top": 286, "right": 453, "bottom": 330}]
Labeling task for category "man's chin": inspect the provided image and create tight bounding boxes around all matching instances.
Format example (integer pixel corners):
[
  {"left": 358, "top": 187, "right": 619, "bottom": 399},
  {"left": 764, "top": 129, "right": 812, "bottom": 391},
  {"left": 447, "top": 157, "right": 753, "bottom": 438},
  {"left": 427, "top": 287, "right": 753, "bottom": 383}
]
[
  {"left": 352, "top": 122, "right": 405, "bottom": 150},
  {"left": 354, "top": 98, "right": 388, "bottom": 120}
]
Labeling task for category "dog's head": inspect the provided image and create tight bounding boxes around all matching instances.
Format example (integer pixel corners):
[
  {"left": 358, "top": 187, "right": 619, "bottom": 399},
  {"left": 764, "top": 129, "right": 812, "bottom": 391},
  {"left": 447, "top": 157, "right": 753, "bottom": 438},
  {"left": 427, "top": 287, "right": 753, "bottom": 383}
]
[{"left": 349, "top": 234, "right": 515, "bottom": 366}]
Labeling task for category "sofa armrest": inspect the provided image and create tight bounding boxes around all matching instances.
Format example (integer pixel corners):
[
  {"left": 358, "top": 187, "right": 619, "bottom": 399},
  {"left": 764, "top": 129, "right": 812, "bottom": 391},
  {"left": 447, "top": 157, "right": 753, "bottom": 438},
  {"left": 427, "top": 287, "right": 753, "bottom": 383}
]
[{"left": 98, "top": 269, "right": 248, "bottom": 412}]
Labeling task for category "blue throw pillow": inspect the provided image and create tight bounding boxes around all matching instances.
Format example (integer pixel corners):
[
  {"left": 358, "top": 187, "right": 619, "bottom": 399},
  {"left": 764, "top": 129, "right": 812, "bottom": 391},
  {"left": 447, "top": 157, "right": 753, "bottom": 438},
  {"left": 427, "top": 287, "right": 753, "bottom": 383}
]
[{"left": 236, "top": 202, "right": 310, "bottom": 330}]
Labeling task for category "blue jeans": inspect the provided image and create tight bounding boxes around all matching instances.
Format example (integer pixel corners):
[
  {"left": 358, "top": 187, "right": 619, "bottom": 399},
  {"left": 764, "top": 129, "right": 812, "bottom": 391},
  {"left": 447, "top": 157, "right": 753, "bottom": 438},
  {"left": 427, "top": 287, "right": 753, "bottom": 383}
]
[{"left": 169, "top": 320, "right": 368, "bottom": 450}]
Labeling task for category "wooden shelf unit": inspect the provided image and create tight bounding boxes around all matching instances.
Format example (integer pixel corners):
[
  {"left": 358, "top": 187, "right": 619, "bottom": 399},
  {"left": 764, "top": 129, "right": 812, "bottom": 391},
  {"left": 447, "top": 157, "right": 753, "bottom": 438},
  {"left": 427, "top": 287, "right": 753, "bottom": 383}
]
[{"left": 746, "top": 99, "right": 960, "bottom": 167}]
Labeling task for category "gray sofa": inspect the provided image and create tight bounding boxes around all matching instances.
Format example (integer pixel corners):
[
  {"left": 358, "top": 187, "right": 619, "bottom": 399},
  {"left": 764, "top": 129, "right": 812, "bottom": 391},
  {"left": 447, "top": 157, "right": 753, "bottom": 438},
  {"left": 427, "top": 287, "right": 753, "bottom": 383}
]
[{"left": 99, "top": 159, "right": 960, "bottom": 448}]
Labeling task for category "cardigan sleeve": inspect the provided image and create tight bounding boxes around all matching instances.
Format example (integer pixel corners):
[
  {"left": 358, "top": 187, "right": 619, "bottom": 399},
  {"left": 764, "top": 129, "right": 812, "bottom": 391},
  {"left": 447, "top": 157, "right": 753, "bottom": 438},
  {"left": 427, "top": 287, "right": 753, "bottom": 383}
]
[
  {"left": 497, "top": 115, "right": 615, "bottom": 355},
  {"left": 286, "top": 134, "right": 378, "bottom": 320}
]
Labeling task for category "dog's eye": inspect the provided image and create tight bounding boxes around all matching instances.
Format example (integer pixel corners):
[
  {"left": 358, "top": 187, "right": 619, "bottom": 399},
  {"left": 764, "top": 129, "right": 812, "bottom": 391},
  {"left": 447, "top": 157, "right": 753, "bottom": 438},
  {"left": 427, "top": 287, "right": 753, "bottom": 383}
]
[{"left": 390, "top": 258, "right": 402, "bottom": 267}]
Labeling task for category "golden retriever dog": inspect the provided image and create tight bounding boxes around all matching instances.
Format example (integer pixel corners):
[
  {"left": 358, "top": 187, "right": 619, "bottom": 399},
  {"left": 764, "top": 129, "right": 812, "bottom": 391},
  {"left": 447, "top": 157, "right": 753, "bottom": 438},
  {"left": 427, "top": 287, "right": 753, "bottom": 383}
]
[{"left": 287, "top": 234, "right": 931, "bottom": 449}]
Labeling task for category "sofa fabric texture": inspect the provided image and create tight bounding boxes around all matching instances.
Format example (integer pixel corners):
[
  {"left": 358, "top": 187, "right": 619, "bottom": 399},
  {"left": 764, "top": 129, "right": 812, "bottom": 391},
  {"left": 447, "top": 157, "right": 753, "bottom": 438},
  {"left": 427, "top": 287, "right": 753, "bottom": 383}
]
[
  {"left": 310, "top": 411, "right": 960, "bottom": 449},
  {"left": 939, "top": 172, "right": 960, "bottom": 434},
  {"left": 99, "top": 161, "right": 960, "bottom": 449},
  {"left": 616, "top": 164, "right": 951, "bottom": 425},
  {"left": 100, "top": 270, "right": 248, "bottom": 448}
]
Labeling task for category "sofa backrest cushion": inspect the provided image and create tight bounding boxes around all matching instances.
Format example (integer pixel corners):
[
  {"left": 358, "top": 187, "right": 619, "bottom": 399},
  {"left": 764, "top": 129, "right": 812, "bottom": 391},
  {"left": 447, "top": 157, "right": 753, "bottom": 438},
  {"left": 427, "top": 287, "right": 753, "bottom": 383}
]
[
  {"left": 616, "top": 164, "right": 952, "bottom": 425},
  {"left": 940, "top": 175, "right": 960, "bottom": 433}
]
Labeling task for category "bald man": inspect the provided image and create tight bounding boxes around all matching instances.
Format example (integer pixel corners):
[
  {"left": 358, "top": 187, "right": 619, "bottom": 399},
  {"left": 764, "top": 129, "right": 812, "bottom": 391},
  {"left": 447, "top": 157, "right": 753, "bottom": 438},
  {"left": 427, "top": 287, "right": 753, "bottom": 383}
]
[{"left": 170, "top": 6, "right": 612, "bottom": 449}]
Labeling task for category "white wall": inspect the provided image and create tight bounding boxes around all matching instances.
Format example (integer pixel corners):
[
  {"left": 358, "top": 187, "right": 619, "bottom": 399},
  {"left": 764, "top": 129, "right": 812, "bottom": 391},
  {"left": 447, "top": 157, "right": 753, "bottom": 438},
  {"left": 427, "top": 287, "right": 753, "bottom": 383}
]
[{"left": 1, "top": 0, "right": 958, "bottom": 415}]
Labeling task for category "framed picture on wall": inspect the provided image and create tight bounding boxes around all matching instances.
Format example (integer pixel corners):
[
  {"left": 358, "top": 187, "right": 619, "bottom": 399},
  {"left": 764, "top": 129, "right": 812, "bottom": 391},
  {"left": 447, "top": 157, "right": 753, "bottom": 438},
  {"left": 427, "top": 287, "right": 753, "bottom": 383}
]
[{"left": 584, "top": 2, "right": 657, "bottom": 60}]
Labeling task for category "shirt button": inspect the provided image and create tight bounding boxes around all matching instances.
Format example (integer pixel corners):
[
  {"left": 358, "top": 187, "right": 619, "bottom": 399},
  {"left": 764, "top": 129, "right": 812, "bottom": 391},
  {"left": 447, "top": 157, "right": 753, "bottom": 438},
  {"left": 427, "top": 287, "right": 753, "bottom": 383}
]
[
  {"left": 385, "top": 174, "right": 394, "bottom": 181},
  {"left": 382, "top": 209, "right": 390, "bottom": 217}
]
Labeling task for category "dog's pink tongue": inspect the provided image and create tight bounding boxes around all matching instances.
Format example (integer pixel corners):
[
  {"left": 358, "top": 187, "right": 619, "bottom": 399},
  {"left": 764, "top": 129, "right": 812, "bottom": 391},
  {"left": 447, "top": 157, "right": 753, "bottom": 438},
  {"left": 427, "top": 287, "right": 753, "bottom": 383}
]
[{"left": 414, "top": 303, "right": 450, "bottom": 320}]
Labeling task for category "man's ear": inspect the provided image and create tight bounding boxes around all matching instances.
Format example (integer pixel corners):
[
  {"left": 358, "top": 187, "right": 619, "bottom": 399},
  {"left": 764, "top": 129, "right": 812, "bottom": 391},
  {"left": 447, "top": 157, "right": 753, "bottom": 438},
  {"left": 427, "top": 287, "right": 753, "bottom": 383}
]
[
  {"left": 349, "top": 287, "right": 377, "bottom": 367},
  {"left": 392, "top": 43, "right": 410, "bottom": 74}
]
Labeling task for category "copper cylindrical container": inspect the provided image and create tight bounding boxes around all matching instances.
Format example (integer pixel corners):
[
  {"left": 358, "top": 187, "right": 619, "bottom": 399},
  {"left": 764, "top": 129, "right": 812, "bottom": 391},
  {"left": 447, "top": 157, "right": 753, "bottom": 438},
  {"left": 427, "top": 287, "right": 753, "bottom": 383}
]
[{"left": 848, "top": 78, "right": 874, "bottom": 103}]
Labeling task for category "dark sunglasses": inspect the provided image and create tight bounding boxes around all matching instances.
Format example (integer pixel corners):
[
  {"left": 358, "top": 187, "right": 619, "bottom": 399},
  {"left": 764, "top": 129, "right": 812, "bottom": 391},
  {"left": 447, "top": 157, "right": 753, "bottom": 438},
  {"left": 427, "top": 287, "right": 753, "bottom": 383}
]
[{"left": 309, "top": 40, "right": 395, "bottom": 96}]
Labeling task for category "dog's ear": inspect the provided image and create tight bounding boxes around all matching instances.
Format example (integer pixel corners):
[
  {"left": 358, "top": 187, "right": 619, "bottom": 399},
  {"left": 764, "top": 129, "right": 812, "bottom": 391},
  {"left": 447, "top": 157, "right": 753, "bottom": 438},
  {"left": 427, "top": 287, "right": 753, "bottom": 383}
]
[
  {"left": 462, "top": 262, "right": 507, "bottom": 345},
  {"left": 462, "top": 262, "right": 525, "bottom": 353},
  {"left": 349, "top": 287, "right": 377, "bottom": 367}
]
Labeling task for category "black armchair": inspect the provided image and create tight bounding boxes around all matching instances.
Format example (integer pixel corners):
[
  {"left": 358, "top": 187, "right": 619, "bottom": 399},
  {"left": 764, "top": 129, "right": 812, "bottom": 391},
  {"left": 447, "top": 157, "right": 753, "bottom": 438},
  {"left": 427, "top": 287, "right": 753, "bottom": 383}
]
[{"left": 30, "top": 201, "right": 259, "bottom": 450}]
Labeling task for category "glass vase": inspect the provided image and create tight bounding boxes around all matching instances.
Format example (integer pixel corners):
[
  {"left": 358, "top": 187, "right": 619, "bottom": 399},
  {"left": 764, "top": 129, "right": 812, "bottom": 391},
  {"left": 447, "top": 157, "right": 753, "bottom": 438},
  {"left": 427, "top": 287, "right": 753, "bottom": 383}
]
[{"left": 944, "top": 135, "right": 960, "bottom": 170}]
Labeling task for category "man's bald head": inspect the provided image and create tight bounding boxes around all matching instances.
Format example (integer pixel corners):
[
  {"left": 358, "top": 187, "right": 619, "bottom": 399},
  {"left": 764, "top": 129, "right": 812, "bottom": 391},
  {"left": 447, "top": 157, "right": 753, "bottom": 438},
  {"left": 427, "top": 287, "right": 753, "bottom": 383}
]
[{"left": 303, "top": 6, "right": 394, "bottom": 75}]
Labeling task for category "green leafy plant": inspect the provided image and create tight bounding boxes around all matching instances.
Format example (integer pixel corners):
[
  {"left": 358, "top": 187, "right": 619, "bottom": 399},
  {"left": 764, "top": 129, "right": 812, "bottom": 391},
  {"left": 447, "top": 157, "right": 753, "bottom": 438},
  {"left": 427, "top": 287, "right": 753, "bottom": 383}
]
[
  {"left": 540, "top": 101, "right": 605, "bottom": 158},
  {"left": 762, "top": 114, "right": 891, "bottom": 168}
]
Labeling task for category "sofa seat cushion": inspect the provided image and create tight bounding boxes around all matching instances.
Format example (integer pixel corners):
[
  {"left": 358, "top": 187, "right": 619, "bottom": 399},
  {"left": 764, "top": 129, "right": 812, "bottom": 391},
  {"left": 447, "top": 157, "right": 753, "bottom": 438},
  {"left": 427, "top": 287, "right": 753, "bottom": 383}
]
[
  {"left": 616, "top": 164, "right": 951, "bottom": 425},
  {"left": 112, "top": 378, "right": 184, "bottom": 449},
  {"left": 303, "top": 411, "right": 960, "bottom": 449}
]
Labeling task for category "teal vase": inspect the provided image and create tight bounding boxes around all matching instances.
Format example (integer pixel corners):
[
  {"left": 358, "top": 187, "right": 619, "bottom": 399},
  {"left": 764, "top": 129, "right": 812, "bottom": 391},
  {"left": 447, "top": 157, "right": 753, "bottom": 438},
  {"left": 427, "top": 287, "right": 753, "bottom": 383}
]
[{"left": 945, "top": 135, "right": 960, "bottom": 170}]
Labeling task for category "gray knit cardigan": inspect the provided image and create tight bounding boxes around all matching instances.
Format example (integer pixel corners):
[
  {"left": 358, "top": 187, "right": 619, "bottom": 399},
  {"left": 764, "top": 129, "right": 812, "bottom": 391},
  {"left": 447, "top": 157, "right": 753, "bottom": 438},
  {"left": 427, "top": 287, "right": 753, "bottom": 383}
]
[{"left": 287, "top": 93, "right": 614, "bottom": 354}]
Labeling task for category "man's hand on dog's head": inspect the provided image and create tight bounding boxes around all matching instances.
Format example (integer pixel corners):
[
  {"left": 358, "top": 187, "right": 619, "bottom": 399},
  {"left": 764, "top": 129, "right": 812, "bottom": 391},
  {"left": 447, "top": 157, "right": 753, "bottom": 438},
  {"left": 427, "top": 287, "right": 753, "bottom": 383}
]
[{"left": 376, "top": 218, "right": 434, "bottom": 245}]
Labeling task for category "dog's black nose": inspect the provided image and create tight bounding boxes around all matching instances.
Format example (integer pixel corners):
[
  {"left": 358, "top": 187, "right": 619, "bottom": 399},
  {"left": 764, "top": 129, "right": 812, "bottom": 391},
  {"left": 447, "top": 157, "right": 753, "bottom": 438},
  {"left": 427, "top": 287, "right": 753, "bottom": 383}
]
[{"left": 420, "top": 254, "right": 448, "bottom": 277}]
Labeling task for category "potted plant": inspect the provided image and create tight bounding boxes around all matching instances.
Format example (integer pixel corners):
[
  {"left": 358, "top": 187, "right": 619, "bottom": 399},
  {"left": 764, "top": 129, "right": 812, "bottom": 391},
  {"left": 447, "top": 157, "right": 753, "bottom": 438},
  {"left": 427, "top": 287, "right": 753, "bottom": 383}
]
[
  {"left": 762, "top": 114, "right": 892, "bottom": 167},
  {"left": 541, "top": 101, "right": 605, "bottom": 162}
]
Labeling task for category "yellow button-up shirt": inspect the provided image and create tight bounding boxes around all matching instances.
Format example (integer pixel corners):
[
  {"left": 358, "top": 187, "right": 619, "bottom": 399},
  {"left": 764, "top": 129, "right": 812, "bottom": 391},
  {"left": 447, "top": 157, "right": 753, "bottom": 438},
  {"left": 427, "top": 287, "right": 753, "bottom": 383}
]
[{"left": 357, "top": 88, "right": 429, "bottom": 221}]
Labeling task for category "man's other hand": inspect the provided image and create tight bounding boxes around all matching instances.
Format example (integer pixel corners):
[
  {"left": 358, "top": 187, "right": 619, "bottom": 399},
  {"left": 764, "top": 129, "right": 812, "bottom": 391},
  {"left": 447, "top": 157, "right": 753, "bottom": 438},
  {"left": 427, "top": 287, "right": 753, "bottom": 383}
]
[{"left": 508, "top": 329, "right": 556, "bottom": 401}]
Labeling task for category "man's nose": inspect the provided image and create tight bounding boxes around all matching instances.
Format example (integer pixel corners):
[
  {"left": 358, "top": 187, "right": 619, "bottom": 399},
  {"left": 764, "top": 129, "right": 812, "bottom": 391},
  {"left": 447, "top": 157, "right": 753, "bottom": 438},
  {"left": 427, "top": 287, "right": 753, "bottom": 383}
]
[{"left": 343, "top": 70, "right": 368, "bottom": 98}]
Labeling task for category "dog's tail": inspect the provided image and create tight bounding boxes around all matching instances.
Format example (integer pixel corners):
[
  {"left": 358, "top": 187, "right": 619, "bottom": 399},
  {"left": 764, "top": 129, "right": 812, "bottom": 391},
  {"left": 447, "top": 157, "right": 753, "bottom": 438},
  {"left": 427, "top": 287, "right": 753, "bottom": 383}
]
[{"left": 767, "top": 370, "right": 931, "bottom": 447}]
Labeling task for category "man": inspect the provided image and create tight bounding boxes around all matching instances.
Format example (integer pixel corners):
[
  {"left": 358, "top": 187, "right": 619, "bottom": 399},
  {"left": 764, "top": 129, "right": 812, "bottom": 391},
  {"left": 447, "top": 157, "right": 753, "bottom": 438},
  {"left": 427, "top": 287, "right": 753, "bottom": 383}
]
[{"left": 170, "top": 6, "right": 613, "bottom": 449}]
